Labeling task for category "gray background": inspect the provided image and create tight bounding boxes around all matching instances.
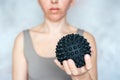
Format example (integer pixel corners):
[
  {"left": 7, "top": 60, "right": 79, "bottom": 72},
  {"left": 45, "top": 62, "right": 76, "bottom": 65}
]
[{"left": 0, "top": 0, "right": 120, "bottom": 80}]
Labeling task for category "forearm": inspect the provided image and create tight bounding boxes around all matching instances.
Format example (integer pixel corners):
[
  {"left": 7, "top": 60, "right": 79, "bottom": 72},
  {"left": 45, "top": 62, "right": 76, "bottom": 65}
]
[{"left": 71, "top": 72, "right": 92, "bottom": 80}]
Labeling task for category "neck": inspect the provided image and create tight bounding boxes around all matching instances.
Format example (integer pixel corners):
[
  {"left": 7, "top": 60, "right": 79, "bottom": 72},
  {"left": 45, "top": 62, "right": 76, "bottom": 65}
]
[{"left": 41, "top": 17, "right": 70, "bottom": 34}]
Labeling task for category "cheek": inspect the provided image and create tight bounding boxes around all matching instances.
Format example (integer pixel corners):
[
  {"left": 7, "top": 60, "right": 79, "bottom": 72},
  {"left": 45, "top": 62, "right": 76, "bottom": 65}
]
[
  {"left": 39, "top": 1, "right": 49, "bottom": 12},
  {"left": 63, "top": 4, "right": 70, "bottom": 11},
  {"left": 61, "top": 1, "right": 71, "bottom": 11},
  {"left": 42, "top": 5, "right": 49, "bottom": 13}
]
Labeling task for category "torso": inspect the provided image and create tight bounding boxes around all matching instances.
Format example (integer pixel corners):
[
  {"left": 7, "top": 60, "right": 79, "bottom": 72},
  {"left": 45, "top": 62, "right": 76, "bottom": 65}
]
[{"left": 28, "top": 25, "right": 78, "bottom": 58}]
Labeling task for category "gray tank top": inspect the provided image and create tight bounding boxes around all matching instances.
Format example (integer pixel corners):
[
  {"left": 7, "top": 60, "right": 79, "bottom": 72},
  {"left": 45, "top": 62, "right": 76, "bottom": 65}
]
[{"left": 23, "top": 28, "right": 84, "bottom": 80}]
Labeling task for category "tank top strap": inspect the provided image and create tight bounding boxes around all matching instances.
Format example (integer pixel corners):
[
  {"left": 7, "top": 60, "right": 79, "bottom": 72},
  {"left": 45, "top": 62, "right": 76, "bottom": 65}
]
[
  {"left": 77, "top": 28, "right": 84, "bottom": 36},
  {"left": 23, "top": 29, "right": 33, "bottom": 61}
]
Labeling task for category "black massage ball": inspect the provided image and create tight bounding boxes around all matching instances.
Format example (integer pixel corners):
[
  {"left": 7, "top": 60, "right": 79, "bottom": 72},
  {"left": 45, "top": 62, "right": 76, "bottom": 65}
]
[{"left": 55, "top": 33, "right": 91, "bottom": 68}]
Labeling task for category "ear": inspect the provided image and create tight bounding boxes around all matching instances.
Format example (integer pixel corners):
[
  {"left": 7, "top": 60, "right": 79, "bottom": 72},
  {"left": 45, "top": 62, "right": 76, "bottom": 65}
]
[{"left": 70, "top": 0, "right": 75, "bottom": 6}]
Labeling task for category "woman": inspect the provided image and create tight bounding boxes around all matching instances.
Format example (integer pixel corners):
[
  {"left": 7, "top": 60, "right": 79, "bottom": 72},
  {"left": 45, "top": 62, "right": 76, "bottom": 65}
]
[{"left": 12, "top": 0, "right": 97, "bottom": 80}]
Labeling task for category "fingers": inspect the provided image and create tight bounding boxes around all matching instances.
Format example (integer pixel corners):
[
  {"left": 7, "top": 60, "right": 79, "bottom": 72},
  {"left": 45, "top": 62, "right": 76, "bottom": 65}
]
[
  {"left": 84, "top": 54, "right": 92, "bottom": 70},
  {"left": 54, "top": 59, "right": 64, "bottom": 70},
  {"left": 54, "top": 59, "right": 73, "bottom": 75},
  {"left": 67, "top": 59, "right": 88, "bottom": 76},
  {"left": 54, "top": 55, "right": 92, "bottom": 76},
  {"left": 67, "top": 59, "right": 80, "bottom": 75},
  {"left": 63, "top": 60, "right": 71, "bottom": 75},
  {"left": 80, "top": 66, "right": 88, "bottom": 74}
]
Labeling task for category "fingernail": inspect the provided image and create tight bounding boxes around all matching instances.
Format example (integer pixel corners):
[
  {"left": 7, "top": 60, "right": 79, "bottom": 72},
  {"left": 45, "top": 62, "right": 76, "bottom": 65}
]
[
  {"left": 67, "top": 71, "right": 71, "bottom": 75},
  {"left": 86, "top": 54, "right": 90, "bottom": 59},
  {"left": 68, "top": 59, "right": 73, "bottom": 64}
]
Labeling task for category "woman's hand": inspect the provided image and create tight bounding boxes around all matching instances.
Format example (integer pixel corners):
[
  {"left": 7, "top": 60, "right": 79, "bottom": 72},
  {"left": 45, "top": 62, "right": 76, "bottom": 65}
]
[{"left": 54, "top": 54, "right": 93, "bottom": 80}]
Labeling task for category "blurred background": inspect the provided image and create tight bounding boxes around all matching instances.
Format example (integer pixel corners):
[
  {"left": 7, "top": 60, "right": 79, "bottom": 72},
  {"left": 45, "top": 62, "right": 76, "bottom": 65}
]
[{"left": 0, "top": 0, "right": 120, "bottom": 80}]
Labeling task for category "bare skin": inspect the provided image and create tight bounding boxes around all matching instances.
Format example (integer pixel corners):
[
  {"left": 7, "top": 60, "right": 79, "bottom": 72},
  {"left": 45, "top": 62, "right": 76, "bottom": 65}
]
[{"left": 12, "top": 0, "right": 97, "bottom": 80}]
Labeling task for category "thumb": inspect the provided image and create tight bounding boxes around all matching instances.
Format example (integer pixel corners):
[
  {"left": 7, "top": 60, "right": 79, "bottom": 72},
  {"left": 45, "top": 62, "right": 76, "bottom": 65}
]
[{"left": 84, "top": 54, "right": 92, "bottom": 70}]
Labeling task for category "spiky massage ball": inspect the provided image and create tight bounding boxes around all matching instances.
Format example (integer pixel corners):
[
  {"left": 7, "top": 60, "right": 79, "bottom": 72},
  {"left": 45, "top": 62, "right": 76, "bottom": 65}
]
[{"left": 55, "top": 33, "right": 91, "bottom": 68}]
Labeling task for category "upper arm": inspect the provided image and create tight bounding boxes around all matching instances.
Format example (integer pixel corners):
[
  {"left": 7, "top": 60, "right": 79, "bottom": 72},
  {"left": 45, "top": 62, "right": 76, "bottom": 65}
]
[
  {"left": 12, "top": 32, "right": 28, "bottom": 80},
  {"left": 83, "top": 31, "right": 98, "bottom": 80}
]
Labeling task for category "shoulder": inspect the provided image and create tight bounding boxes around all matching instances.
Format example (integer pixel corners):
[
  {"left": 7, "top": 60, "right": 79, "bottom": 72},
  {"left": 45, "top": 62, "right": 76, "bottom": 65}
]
[
  {"left": 13, "top": 29, "right": 27, "bottom": 54},
  {"left": 77, "top": 28, "right": 95, "bottom": 40},
  {"left": 77, "top": 28, "right": 96, "bottom": 45},
  {"left": 14, "top": 29, "right": 29, "bottom": 43},
  {"left": 14, "top": 31, "right": 25, "bottom": 46},
  {"left": 83, "top": 31, "right": 95, "bottom": 43},
  {"left": 82, "top": 30, "right": 97, "bottom": 54}
]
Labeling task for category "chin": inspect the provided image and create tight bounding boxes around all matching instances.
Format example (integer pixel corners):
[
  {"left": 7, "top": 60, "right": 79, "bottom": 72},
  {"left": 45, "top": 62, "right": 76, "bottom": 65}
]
[{"left": 47, "top": 14, "right": 65, "bottom": 22}]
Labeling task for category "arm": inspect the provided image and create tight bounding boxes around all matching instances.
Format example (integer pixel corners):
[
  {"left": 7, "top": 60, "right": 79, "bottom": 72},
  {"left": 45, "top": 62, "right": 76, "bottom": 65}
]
[
  {"left": 83, "top": 31, "right": 98, "bottom": 80},
  {"left": 12, "top": 32, "right": 28, "bottom": 80},
  {"left": 54, "top": 31, "right": 98, "bottom": 80},
  {"left": 71, "top": 31, "right": 98, "bottom": 80}
]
